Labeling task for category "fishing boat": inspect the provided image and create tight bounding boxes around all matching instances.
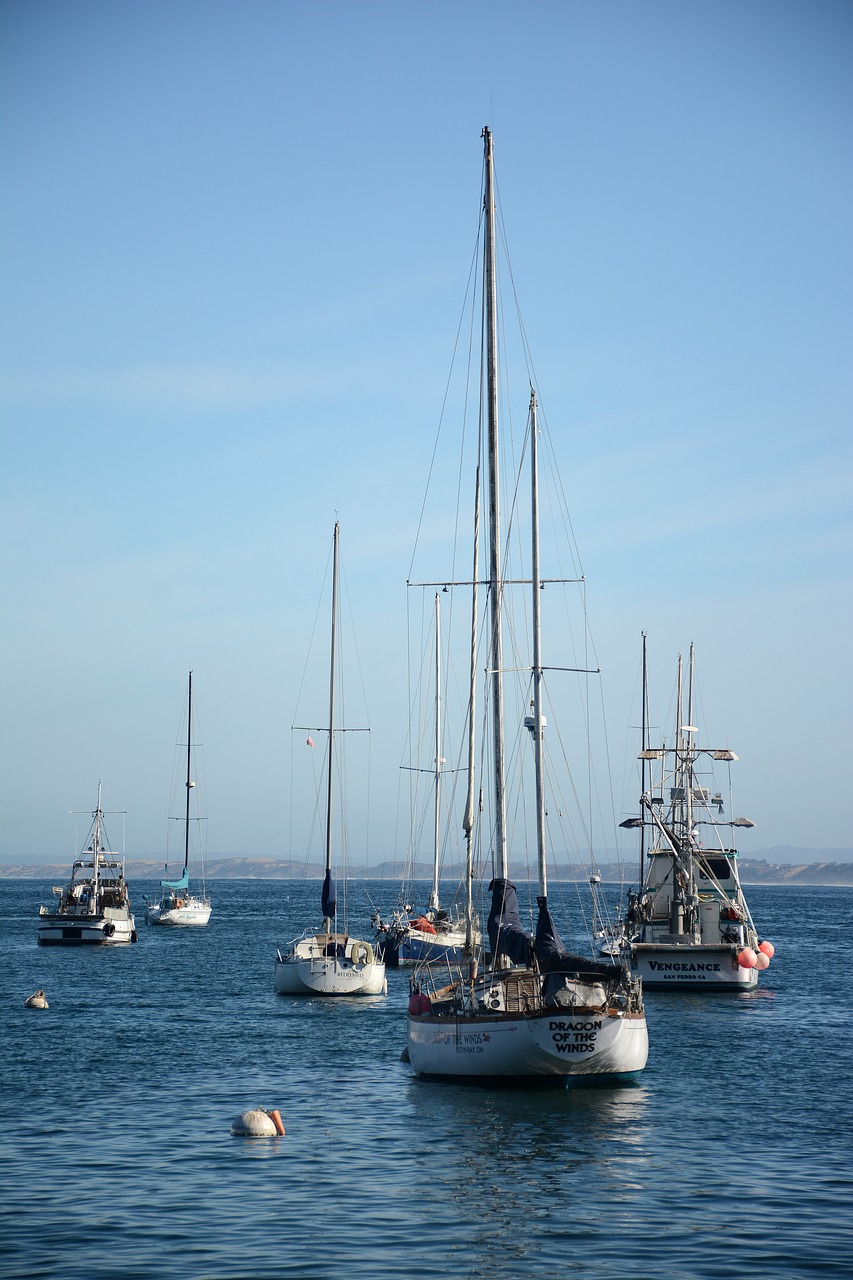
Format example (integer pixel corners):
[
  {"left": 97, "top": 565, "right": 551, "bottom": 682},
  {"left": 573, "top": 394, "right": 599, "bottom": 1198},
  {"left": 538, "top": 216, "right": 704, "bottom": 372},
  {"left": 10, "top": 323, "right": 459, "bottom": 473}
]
[
  {"left": 617, "top": 638, "right": 773, "bottom": 990},
  {"left": 145, "top": 671, "right": 211, "bottom": 927},
  {"left": 406, "top": 128, "right": 648, "bottom": 1082},
  {"left": 373, "top": 592, "right": 480, "bottom": 967},
  {"left": 38, "top": 784, "right": 137, "bottom": 945},
  {"left": 275, "top": 522, "right": 387, "bottom": 997}
]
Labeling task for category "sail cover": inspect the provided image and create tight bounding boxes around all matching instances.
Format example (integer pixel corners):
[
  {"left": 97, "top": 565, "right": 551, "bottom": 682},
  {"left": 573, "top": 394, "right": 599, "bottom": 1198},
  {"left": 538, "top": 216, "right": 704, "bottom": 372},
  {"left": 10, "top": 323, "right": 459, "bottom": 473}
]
[
  {"left": 535, "top": 895, "right": 624, "bottom": 988},
  {"left": 321, "top": 869, "right": 337, "bottom": 920},
  {"left": 160, "top": 867, "right": 189, "bottom": 891},
  {"left": 487, "top": 878, "right": 532, "bottom": 965}
]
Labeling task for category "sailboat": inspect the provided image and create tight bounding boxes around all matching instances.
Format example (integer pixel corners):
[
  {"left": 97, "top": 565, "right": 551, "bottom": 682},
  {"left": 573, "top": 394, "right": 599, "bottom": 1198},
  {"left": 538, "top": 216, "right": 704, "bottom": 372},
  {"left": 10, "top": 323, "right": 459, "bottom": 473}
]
[
  {"left": 275, "top": 522, "right": 387, "bottom": 997},
  {"left": 373, "top": 592, "right": 481, "bottom": 967},
  {"left": 38, "top": 784, "right": 137, "bottom": 945},
  {"left": 145, "top": 671, "right": 212, "bottom": 927},
  {"left": 406, "top": 128, "right": 648, "bottom": 1082},
  {"left": 617, "top": 639, "right": 773, "bottom": 990}
]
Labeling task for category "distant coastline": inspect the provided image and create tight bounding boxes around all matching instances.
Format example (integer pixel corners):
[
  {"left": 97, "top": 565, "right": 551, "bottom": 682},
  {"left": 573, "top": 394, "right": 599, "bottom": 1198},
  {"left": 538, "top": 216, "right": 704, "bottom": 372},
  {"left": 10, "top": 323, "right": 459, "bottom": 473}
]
[{"left": 3, "top": 853, "right": 852, "bottom": 886}]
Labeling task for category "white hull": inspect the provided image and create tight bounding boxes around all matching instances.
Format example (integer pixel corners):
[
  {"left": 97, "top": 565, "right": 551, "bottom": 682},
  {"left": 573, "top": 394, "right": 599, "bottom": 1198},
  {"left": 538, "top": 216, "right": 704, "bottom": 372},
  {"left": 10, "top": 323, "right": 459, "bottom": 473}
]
[
  {"left": 146, "top": 898, "right": 211, "bottom": 927},
  {"left": 38, "top": 909, "right": 137, "bottom": 946},
  {"left": 275, "top": 933, "right": 387, "bottom": 997},
  {"left": 632, "top": 942, "right": 759, "bottom": 990},
  {"left": 407, "top": 1006, "right": 648, "bottom": 1080}
]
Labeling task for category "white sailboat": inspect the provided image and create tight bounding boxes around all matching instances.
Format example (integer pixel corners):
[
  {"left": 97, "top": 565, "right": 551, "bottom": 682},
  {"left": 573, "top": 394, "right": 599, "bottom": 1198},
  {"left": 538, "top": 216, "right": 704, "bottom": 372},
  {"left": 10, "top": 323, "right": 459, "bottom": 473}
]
[
  {"left": 617, "top": 638, "right": 773, "bottom": 990},
  {"left": 373, "top": 592, "right": 480, "bottom": 967},
  {"left": 146, "top": 671, "right": 211, "bottom": 927},
  {"left": 275, "top": 522, "right": 387, "bottom": 997},
  {"left": 38, "top": 784, "right": 137, "bottom": 945},
  {"left": 406, "top": 128, "right": 648, "bottom": 1082}
]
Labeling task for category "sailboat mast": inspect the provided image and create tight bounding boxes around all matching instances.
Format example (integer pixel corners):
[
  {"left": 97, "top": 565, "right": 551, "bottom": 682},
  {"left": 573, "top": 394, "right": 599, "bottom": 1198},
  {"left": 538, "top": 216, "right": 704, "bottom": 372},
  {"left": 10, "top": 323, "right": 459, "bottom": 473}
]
[
  {"left": 430, "top": 592, "right": 442, "bottom": 913},
  {"left": 529, "top": 391, "right": 548, "bottom": 897},
  {"left": 640, "top": 633, "right": 648, "bottom": 886},
  {"left": 325, "top": 522, "right": 340, "bottom": 886},
  {"left": 482, "top": 124, "right": 508, "bottom": 878},
  {"left": 462, "top": 463, "right": 481, "bottom": 964},
  {"left": 184, "top": 670, "right": 193, "bottom": 876},
  {"left": 93, "top": 781, "right": 102, "bottom": 899}
]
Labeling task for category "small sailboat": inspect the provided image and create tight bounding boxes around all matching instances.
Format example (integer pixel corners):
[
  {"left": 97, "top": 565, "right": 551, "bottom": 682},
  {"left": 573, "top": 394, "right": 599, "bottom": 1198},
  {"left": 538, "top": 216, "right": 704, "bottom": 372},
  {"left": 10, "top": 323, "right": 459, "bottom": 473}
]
[
  {"left": 38, "top": 784, "right": 137, "bottom": 945},
  {"left": 406, "top": 128, "right": 648, "bottom": 1082},
  {"left": 275, "top": 522, "right": 387, "bottom": 997},
  {"left": 617, "top": 638, "right": 773, "bottom": 990},
  {"left": 373, "top": 592, "right": 481, "bottom": 967},
  {"left": 146, "top": 671, "right": 212, "bottom": 927}
]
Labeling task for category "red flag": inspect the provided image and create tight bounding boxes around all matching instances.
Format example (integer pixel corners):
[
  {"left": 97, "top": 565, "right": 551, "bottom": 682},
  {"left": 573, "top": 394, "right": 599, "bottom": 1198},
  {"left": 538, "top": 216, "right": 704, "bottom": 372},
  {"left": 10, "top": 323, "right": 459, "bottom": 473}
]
[{"left": 306, "top": 737, "right": 315, "bottom": 748}]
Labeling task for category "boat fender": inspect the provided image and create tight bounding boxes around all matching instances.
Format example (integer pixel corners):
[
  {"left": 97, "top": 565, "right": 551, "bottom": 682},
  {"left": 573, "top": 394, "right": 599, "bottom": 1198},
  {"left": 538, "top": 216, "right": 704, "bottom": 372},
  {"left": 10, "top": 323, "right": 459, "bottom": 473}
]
[
  {"left": 268, "top": 1108, "right": 286, "bottom": 1136},
  {"left": 103, "top": 922, "right": 115, "bottom": 938},
  {"left": 130, "top": 930, "right": 138, "bottom": 944},
  {"left": 350, "top": 940, "right": 373, "bottom": 967}
]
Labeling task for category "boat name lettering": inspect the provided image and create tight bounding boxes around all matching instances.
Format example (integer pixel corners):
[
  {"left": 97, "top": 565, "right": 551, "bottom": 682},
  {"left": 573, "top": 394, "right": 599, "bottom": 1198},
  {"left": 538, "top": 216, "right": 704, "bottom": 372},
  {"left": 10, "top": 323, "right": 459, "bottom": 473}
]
[
  {"left": 548, "top": 1021, "right": 602, "bottom": 1033},
  {"left": 648, "top": 961, "right": 721, "bottom": 972}
]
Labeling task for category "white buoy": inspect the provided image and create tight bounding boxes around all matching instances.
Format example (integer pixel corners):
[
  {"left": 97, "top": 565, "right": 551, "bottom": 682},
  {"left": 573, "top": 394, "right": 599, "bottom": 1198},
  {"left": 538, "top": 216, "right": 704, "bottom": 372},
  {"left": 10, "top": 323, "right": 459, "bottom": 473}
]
[
  {"left": 230, "top": 1107, "right": 283, "bottom": 1137},
  {"left": 24, "top": 989, "right": 48, "bottom": 1009}
]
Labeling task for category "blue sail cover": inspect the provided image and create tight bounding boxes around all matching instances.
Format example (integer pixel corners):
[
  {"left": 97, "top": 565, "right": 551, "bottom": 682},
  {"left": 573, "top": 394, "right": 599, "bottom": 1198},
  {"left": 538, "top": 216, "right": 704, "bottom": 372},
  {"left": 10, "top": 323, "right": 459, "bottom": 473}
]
[
  {"left": 160, "top": 867, "right": 189, "bottom": 891},
  {"left": 487, "top": 878, "right": 532, "bottom": 965},
  {"left": 321, "top": 869, "right": 337, "bottom": 921}
]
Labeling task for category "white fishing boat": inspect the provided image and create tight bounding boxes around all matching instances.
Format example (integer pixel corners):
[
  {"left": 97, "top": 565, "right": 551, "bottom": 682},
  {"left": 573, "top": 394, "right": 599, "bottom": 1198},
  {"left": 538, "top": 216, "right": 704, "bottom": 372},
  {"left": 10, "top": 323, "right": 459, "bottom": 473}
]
[
  {"left": 373, "top": 592, "right": 480, "bottom": 967},
  {"left": 406, "top": 128, "right": 648, "bottom": 1083},
  {"left": 38, "top": 784, "right": 137, "bottom": 945},
  {"left": 617, "top": 638, "right": 774, "bottom": 990},
  {"left": 146, "top": 671, "right": 211, "bottom": 927},
  {"left": 275, "top": 522, "right": 387, "bottom": 997}
]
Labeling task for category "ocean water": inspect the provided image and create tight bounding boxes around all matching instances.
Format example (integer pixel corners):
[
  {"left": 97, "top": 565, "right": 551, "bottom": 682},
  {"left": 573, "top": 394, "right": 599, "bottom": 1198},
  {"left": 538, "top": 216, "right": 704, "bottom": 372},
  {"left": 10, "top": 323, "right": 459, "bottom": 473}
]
[{"left": 1, "top": 877, "right": 850, "bottom": 1279}]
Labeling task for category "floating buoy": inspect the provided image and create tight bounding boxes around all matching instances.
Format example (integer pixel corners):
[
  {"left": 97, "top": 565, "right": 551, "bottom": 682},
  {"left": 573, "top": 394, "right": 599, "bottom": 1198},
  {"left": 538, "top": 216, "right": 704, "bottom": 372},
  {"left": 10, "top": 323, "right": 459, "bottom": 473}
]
[
  {"left": 758, "top": 940, "right": 775, "bottom": 958},
  {"left": 268, "top": 1109, "right": 285, "bottom": 1136},
  {"left": 737, "top": 947, "right": 758, "bottom": 969},
  {"left": 754, "top": 952, "right": 771, "bottom": 970},
  {"left": 24, "top": 989, "right": 48, "bottom": 1009},
  {"left": 230, "top": 1108, "right": 282, "bottom": 1138}
]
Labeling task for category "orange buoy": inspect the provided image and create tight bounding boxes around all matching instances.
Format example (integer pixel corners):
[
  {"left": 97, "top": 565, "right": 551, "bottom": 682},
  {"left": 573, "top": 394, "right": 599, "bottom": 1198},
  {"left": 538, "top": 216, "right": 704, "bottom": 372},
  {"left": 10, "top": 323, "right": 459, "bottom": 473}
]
[
  {"left": 268, "top": 1108, "right": 285, "bottom": 1136},
  {"left": 754, "top": 952, "right": 770, "bottom": 970},
  {"left": 737, "top": 947, "right": 757, "bottom": 969},
  {"left": 758, "top": 940, "right": 775, "bottom": 958}
]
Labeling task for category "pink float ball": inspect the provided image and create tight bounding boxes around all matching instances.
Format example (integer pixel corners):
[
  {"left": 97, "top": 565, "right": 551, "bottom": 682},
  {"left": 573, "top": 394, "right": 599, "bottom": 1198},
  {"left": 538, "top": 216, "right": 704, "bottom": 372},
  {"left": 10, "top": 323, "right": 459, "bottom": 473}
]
[
  {"left": 758, "top": 940, "right": 775, "bottom": 958},
  {"left": 754, "top": 952, "right": 771, "bottom": 970},
  {"left": 737, "top": 947, "right": 757, "bottom": 969}
]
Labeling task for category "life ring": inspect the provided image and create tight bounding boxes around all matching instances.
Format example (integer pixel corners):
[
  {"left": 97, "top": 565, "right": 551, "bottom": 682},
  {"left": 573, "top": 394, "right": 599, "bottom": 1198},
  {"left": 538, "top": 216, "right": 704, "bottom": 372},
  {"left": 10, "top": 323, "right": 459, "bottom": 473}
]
[
  {"left": 103, "top": 921, "right": 115, "bottom": 938},
  {"left": 349, "top": 940, "right": 373, "bottom": 967}
]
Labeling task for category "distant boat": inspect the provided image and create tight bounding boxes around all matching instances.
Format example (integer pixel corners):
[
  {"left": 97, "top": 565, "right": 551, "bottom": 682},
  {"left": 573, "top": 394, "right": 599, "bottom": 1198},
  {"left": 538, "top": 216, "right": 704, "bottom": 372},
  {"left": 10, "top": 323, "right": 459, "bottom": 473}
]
[
  {"left": 146, "top": 671, "right": 211, "bottom": 927},
  {"left": 616, "top": 638, "right": 773, "bottom": 990},
  {"left": 275, "top": 522, "right": 387, "bottom": 997},
  {"left": 38, "top": 784, "right": 137, "bottom": 945},
  {"left": 405, "top": 128, "right": 648, "bottom": 1082},
  {"left": 373, "top": 592, "right": 480, "bottom": 967}
]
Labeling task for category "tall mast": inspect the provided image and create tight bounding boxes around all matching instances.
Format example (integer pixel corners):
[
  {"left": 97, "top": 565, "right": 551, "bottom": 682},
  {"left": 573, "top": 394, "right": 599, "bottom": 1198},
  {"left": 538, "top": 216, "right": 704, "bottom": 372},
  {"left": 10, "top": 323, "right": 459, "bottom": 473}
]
[
  {"left": 640, "top": 633, "right": 648, "bottom": 886},
  {"left": 462, "top": 463, "right": 481, "bottom": 966},
  {"left": 93, "top": 780, "right": 102, "bottom": 900},
  {"left": 429, "top": 592, "right": 442, "bottom": 913},
  {"left": 529, "top": 391, "right": 548, "bottom": 898},
  {"left": 325, "top": 523, "right": 340, "bottom": 895},
  {"left": 482, "top": 124, "right": 507, "bottom": 878},
  {"left": 183, "top": 670, "right": 193, "bottom": 877}
]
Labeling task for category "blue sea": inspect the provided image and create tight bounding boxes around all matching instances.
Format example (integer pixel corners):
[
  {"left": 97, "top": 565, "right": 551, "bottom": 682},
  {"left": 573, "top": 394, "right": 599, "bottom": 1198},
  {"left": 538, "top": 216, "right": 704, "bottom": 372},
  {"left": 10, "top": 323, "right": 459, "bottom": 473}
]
[{"left": 1, "top": 878, "right": 851, "bottom": 1279}]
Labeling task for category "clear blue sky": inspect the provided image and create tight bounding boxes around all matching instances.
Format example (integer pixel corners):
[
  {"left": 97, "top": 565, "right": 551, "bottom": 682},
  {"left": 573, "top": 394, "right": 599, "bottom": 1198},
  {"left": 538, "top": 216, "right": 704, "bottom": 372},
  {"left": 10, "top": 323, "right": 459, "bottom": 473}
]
[{"left": 1, "top": 0, "right": 850, "bottom": 864}]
